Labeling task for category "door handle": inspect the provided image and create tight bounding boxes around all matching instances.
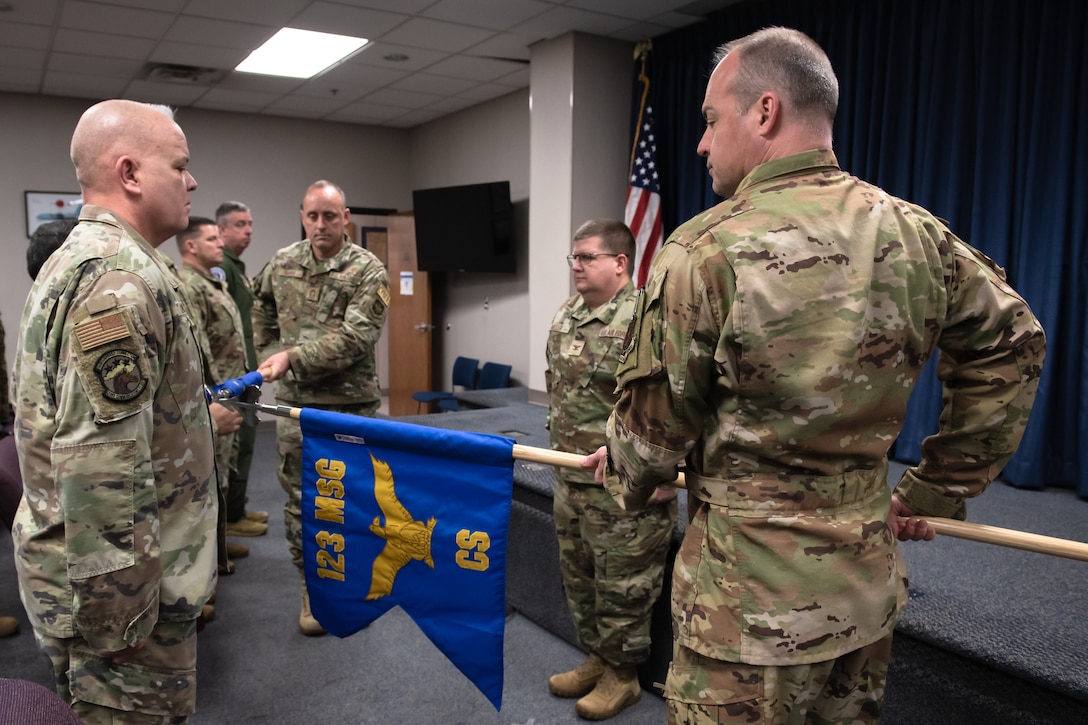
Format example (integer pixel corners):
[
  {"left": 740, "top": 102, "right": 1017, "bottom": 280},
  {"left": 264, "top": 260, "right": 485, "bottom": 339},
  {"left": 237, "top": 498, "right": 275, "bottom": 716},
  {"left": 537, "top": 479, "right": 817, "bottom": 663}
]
[{"left": 413, "top": 323, "right": 433, "bottom": 332}]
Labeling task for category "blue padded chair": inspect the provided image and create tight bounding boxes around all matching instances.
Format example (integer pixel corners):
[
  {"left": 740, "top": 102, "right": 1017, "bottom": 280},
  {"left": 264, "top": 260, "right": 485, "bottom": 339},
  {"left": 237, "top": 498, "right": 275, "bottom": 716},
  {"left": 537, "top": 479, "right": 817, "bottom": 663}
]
[
  {"left": 436, "top": 361, "right": 511, "bottom": 411},
  {"left": 411, "top": 356, "right": 478, "bottom": 412}
]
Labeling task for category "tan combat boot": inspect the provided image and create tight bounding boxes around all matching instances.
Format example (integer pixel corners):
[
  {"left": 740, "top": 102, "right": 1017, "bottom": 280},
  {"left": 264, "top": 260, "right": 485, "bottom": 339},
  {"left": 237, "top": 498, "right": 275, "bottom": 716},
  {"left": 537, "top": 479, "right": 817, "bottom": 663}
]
[
  {"left": 299, "top": 574, "right": 327, "bottom": 637},
  {"left": 225, "top": 518, "right": 268, "bottom": 537},
  {"left": 548, "top": 652, "right": 605, "bottom": 698},
  {"left": 575, "top": 664, "right": 640, "bottom": 720},
  {"left": 0, "top": 616, "right": 19, "bottom": 637},
  {"left": 244, "top": 510, "right": 269, "bottom": 523}
]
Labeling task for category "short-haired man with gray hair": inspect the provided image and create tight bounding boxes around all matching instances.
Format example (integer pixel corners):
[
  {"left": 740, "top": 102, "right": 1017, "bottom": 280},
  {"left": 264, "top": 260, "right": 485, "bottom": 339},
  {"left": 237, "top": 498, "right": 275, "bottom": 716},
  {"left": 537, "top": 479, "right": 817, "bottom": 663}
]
[{"left": 586, "top": 27, "right": 1045, "bottom": 723}]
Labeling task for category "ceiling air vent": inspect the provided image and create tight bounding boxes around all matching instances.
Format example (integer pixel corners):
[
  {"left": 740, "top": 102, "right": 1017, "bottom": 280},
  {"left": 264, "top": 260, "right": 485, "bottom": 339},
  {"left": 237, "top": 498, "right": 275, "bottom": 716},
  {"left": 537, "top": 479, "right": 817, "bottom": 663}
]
[{"left": 139, "top": 63, "right": 226, "bottom": 85}]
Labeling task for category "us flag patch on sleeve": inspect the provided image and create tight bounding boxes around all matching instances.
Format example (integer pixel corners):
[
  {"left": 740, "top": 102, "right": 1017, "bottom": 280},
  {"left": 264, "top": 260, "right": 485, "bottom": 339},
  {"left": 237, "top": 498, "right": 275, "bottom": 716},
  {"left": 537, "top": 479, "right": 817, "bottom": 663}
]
[{"left": 74, "top": 311, "right": 131, "bottom": 351}]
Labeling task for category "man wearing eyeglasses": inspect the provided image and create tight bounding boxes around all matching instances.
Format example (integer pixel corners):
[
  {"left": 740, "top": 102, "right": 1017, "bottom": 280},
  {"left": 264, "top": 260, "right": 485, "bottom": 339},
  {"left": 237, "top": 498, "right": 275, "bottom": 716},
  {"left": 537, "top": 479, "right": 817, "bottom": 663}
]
[{"left": 544, "top": 219, "right": 678, "bottom": 720}]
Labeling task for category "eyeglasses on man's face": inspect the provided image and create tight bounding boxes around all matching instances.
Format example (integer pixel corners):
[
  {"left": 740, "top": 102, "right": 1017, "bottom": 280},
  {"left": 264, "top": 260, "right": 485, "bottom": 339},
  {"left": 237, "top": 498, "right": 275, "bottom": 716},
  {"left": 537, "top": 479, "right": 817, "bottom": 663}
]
[{"left": 566, "top": 252, "right": 620, "bottom": 266}]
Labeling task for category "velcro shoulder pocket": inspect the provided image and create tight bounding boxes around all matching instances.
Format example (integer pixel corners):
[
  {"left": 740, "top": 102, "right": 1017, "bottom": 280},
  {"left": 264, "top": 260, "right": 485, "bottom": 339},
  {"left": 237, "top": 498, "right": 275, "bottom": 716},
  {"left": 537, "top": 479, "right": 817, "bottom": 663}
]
[
  {"left": 72, "top": 307, "right": 153, "bottom": 424},
  {"left": 616, "top": 272, "right": 667, "bottom": 389}
]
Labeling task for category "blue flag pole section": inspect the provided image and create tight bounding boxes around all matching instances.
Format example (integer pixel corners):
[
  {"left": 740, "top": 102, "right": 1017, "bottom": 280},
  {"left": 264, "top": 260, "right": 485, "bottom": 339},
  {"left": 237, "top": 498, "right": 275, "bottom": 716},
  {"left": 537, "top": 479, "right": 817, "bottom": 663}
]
[{"left": 299, "top": 408, "right": 514, "bottom": 711}]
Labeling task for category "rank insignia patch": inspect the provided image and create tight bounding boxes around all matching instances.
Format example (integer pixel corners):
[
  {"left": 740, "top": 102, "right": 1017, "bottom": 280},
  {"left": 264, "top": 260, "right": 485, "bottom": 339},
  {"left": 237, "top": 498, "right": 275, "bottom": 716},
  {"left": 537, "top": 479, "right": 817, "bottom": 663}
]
[{"left": 94, "top": 349, "right": 148, "bottom": 402}]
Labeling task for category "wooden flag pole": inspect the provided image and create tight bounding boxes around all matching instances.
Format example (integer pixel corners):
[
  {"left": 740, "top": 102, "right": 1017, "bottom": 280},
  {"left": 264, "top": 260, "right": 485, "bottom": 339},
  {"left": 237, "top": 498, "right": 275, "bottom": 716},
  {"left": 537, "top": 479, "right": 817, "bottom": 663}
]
[
  {"left": 513, "top": 445, "right": 1088, "bottom": 562},
  {"left": 224, "top": 400, "right": 1088, "bottom": 563}
]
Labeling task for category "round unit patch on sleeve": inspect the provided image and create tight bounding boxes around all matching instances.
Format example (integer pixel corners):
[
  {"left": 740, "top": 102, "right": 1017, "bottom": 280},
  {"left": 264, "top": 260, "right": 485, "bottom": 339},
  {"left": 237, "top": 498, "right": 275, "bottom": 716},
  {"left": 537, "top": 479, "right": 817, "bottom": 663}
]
[{"left": 94, "top": 349, "right": 148, "bottom": 402}]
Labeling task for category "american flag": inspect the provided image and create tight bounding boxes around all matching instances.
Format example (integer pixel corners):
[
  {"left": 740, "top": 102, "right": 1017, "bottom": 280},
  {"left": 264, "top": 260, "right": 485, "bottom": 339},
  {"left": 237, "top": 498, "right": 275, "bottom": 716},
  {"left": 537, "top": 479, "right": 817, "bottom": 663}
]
[{"left": 625, "top": 71, "right": 662, "bottom": 288}]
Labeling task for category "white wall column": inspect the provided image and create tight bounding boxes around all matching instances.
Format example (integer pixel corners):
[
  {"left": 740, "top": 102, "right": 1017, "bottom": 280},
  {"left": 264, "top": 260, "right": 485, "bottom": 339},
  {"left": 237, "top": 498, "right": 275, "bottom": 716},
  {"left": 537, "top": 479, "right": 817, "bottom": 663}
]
[{"left": 527, "top": 32, "right": 632, "bottom": 395}]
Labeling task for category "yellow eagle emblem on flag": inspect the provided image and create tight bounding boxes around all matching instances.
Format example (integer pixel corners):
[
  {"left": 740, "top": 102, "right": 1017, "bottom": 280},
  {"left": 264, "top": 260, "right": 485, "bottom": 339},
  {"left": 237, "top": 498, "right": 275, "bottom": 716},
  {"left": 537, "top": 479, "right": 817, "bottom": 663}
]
[{"left": 366, "top": 454, "right": 437, "bottom": 600}]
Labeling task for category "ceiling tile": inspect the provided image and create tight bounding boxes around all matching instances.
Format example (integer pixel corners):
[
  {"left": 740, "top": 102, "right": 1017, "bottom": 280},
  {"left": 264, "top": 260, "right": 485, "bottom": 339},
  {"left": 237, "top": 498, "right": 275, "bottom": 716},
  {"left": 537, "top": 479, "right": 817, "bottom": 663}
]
[
  {"left": 289, "top": 2, "right": 410, "bottom": 39},
  {"left": 390, "top": 72, "right": 480, "bottom": 96},
  {"left": 215, "top": 72, "right": 306, "bottom": 93},
  {"left": 348, "top": 42, "right": 450, "bottom": 72},
  {"left": 295, "top": 63, "right": 409, "bottom": 100},
  {"left": 165, "top": 16, "right": 277, "bottom": 50},
  {"left": 48, "top": 52, "right": 143, "bottom": 78},
  {"left": 510, "top": 6, "right": 630, "bottom": 39},
  {"left": 194, "top": 87, "right": 284, "bottom": 111},
  {"left": 326, "top": 100, "right": 410, "bottom": 123},
  {"left": 2, "top": 0, "right": 61, "bottom": 26},
  {"left": 464, "top": 32, "right": 538, "bottom": 62},
  {"left": 0, "top": 21, "right": 54, "bottom": 50},
  {"left": 12, "top": 0, "right": 738, "bottom": 128},
  {"left": 149, "top": 41, "right": 250, "bottom": 70},
  {"left": 611, "top": 21, "right": 672, "bottom": 42},
  {"left": 123, "top": 79, "right": 211, "bottom": 106},
  {"left": 90, "top": 0, "right": 187, "bottom": 11},
  {"left": 263, "top": 93, "right": 353, "bottom": 117},
  {"left": 427, "top": 94, "right": 486, "bottom": 114},
  {"left": 181, "top": 0, "right": 310, "bottom": 26},
  {"left": 458, "top": 82, "right": 521, "bottom": 103},
  {"left": 325, "top": 0, "right": 435, "bottom": 15},
  {"left": 59, "top": 1, "right": 175, "bottom": 40},
  {"left": 422, "top": 0, "right": 552, "bottom": 32},
  {"left": 424, "top": 54, "right": 527, "bottom": 83},
  {"left": 380, "top": 18, "right": 496, "bottom": 54},
  {"left": 54, "top": 28, "right": 157, "bottom": 60},
  {"left": 493, "top": 66, "right": 531, "bottom": 87},
  {"left": 43, "top": 70, "right": 127, "bottom": 98},
  {"left": 0, "top": 46, "right": 46, "bottom": 71},
  {"left": 564, "top": 0, "right": 696, "bottom": 21},
  {"left": 383, "top": 107, "right": 446, "bottom": 127},
  {"left": 0, "top": 67, "right": 42, "bottom": 93},
  {"left": 363, "top": 87, "right": 445, "bottom": 110}
]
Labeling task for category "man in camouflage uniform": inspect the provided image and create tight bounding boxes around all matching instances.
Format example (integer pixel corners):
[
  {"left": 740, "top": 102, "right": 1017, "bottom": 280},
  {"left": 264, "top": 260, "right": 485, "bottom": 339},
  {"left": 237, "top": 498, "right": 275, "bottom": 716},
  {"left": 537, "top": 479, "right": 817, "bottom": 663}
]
[
  {"left": 586, "top": 28, "right": 1046, "bottom": 723},
  {"left": 215, "top": 201, "right": 268, "bottom": 532},
  {"left": 545, "top": 219, "right": 678, "bottom": 720},
  {"left": 11, "top": 99, "right": 219, "bottom": 722},
  {"left": 252, "top": 180, "right": 390, "bottom": 636},
  {"left": 177, "top": 216, "right": 267, "bottom": 541}
]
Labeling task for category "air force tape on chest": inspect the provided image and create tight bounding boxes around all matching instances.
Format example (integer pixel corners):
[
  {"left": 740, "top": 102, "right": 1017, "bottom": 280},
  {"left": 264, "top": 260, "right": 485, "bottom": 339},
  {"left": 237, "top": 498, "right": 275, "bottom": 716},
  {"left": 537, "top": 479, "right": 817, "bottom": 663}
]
[{"left": 73, "top": 293, "right": 151, "bottom": 421}]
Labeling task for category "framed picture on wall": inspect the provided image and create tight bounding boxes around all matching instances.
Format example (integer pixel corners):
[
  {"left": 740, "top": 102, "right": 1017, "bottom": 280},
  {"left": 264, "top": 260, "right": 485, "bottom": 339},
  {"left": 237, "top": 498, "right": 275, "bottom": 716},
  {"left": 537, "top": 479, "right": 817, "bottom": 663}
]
[{"left": 25, "top": 191, "right": 82, "bottom": 238}]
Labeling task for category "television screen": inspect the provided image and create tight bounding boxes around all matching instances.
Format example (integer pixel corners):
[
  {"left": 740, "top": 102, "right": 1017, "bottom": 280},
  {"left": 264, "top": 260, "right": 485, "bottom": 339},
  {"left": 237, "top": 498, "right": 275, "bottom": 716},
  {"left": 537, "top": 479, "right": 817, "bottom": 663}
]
[{"left": 412, "top": 181, "right": 514, "bottom": 273}]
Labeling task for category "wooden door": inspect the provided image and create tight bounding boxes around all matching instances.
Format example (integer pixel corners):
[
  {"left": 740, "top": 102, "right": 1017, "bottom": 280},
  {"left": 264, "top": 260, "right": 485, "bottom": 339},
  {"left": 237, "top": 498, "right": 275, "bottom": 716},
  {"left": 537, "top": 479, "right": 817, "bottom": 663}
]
[{"left": 386, "top": 213, "right": 432, "bottom": 416}]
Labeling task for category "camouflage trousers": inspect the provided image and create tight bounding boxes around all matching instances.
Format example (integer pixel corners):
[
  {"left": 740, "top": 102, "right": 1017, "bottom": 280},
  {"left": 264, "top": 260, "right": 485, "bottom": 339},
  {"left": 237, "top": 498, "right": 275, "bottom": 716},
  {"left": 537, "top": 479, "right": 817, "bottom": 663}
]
[
  {"left": 276, "top": 401, "right": 378, "bottom": 571},
  {"left": 35, "top": 619, "right": 197, "bottom": 723},
  {"left": 553, "top": 478, "right": 677, "bottom": 667},
  {"left": 665, "top": 635, "right": 892, "bottom": 724},
  {"left": 226, "top": 418, "right": 256, "bottom": 522}
]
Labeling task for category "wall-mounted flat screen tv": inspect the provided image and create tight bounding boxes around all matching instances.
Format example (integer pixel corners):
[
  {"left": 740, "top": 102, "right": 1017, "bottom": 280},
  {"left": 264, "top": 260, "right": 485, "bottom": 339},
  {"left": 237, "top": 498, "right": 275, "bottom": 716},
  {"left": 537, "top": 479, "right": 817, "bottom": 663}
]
[{"left": 412, "top": 180, "right": 514, "bottom": 273}]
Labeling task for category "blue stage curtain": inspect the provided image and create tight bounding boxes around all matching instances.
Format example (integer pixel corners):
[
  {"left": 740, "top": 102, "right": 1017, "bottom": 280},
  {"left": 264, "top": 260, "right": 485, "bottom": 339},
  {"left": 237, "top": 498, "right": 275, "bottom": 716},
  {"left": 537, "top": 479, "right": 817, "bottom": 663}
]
[{"left": 645, "top": 0, "right": 1088, "bottom": 495}]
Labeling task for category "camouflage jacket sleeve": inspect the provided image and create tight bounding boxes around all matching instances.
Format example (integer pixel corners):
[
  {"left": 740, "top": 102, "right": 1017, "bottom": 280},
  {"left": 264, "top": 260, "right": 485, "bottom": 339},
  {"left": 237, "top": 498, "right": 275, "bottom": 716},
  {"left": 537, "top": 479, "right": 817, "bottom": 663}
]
[
  {"left": 250, "top": 258, "right": 282, "bottom": 360},
  {"left": 45, "top": 271, "right": 177, "bottom": 651},
  {"left": 893, "top": 232, "right": 1046, "bottom": 519},
  {"left": 605, "top": 242, "right": 720, "bottom": 508}
]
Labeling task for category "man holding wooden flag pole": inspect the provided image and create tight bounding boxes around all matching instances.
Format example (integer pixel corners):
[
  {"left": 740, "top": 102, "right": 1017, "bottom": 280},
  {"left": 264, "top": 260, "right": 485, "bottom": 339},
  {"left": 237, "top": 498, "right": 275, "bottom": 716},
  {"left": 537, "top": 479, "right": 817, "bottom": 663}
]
[{"left": 580, "top": 27, "right": 1047, "bottom": 724}]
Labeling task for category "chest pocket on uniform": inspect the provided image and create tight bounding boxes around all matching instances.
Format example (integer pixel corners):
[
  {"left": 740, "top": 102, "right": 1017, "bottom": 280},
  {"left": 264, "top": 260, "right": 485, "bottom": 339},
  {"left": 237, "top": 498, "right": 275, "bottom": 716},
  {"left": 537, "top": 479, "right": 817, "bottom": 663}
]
[
  {"left": 589, "top": 327, "right": 626, "bottom": 388},
  {"left": 315, "top": 283, "right": 343, "bottom": 322}
]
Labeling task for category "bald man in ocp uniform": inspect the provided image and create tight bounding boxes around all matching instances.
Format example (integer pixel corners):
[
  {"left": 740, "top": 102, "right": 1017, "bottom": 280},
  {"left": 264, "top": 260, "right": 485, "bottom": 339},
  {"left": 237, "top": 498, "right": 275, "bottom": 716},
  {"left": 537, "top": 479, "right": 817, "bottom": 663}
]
[{"left": 11, "top": 99, "right": 218, "bottom": 723}]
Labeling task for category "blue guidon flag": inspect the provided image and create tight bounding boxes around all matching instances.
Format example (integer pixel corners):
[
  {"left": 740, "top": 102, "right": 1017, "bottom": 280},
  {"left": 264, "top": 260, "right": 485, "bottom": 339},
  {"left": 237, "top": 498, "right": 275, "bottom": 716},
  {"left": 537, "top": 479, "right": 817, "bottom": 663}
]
[{"left": 299, "top": 408, "right": 514, "bottom": 710}]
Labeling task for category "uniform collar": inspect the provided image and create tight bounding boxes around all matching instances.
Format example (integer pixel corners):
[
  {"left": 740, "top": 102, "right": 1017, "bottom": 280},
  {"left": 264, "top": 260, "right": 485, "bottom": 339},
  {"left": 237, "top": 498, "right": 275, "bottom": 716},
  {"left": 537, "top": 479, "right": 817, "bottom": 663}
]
[{"left": 735, "top": 149, "right": 840, "bottom": 195}]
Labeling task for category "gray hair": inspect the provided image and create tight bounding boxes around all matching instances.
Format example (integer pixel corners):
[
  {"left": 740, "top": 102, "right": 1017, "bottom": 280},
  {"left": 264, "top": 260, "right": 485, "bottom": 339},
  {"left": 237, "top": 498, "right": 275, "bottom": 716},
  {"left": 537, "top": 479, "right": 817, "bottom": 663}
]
[
  {"left": 712, "top": 27, "right": 838, "bottom": 125},
  {"left": 215, "top": 201, "right": 250, "bottom": 224}
]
